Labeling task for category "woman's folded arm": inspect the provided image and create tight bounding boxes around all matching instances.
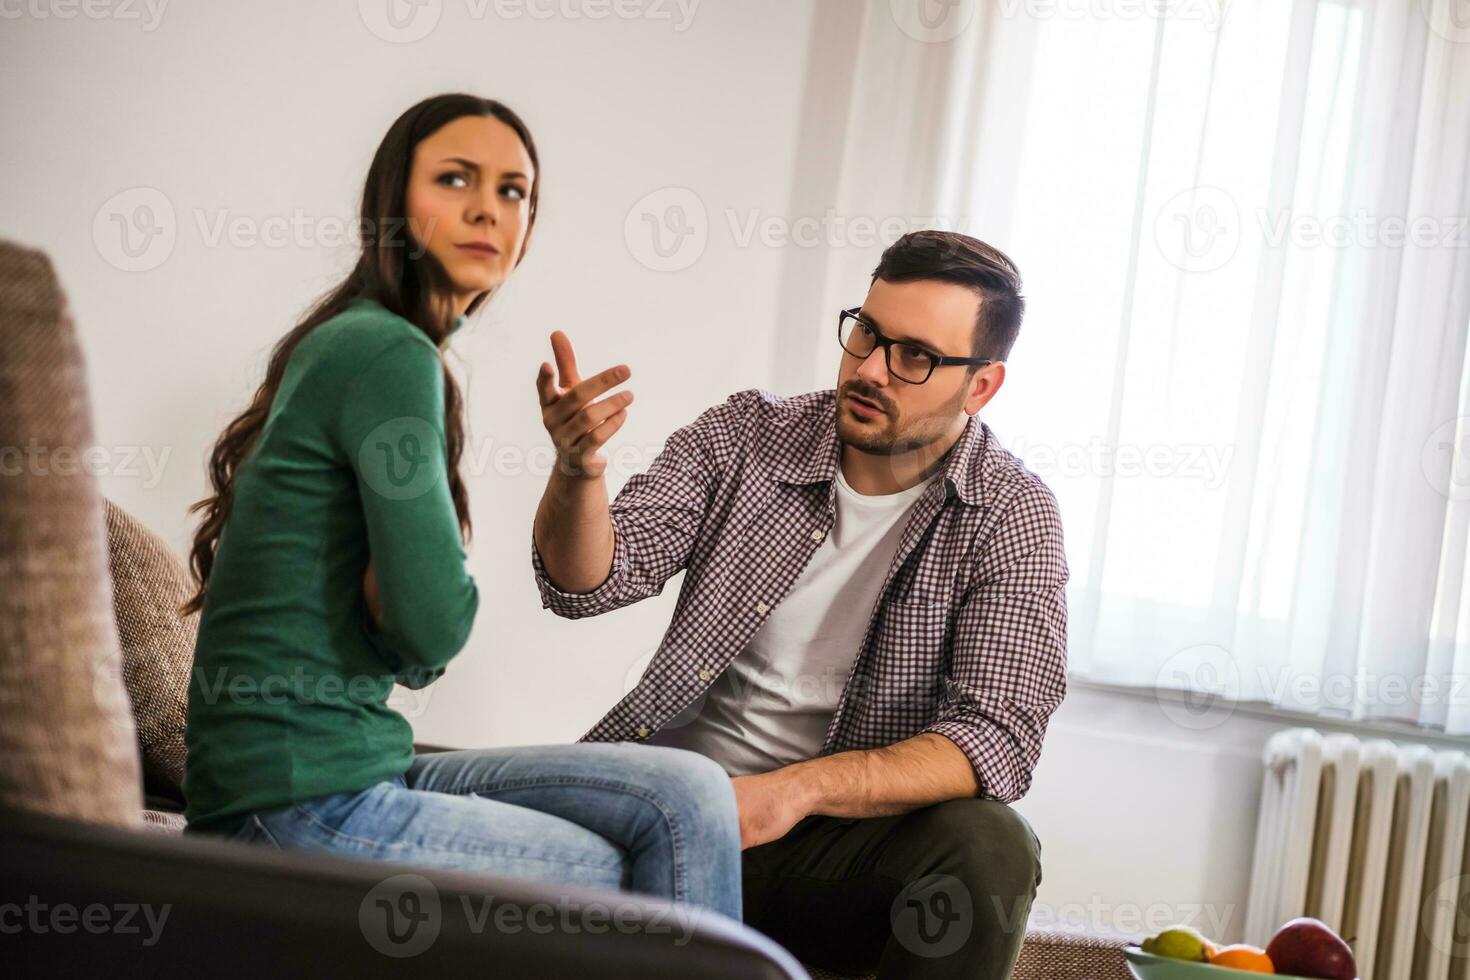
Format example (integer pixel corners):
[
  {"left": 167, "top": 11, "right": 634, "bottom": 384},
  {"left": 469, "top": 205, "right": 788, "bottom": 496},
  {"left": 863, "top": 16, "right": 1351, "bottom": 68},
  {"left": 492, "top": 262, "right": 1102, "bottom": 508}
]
[{"left": 335, "top": 335, "right": 480, "bottom": 671}]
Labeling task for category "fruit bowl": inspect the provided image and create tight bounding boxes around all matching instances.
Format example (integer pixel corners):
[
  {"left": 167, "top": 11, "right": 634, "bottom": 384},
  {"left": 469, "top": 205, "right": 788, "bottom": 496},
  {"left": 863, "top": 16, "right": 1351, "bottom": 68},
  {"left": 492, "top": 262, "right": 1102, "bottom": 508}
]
[{"left": 1125, "top": 945, "right": 1329, "bottom": 980}]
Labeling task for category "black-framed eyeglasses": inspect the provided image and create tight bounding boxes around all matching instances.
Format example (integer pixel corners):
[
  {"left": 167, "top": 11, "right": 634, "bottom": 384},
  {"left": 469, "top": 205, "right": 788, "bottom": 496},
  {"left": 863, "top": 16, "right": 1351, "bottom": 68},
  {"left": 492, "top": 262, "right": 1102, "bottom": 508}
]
[{"left": 837, "top": 307, "right": 992, "bottom": 385}]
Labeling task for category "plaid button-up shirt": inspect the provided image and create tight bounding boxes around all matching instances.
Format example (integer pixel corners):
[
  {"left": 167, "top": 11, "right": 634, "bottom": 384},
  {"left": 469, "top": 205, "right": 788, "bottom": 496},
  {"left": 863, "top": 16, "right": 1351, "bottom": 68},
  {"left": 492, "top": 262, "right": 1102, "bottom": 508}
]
[{"left": 532, "top": 388, "right": 1069, "bottom": 803}]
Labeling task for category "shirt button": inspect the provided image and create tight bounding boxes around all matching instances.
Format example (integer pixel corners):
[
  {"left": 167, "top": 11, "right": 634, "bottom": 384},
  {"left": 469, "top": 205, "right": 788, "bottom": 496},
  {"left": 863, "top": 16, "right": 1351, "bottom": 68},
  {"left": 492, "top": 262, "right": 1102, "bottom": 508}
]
[
  {"left": 811, "top": 529, "right": 825, "bottom": 541},
  {"left": 755, "top": 601, "right": 769, "bottom": 615},
  {"left": 698, "top": 668, "right": 711, "bottom": 681},
  {"left": 636, "top": 726, "right": 651, "bottom": 738}
]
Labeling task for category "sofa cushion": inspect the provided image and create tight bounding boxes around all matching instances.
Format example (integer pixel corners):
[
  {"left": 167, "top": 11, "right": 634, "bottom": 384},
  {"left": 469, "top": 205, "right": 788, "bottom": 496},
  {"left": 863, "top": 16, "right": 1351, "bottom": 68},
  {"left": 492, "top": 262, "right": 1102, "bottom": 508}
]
[
  {"left": 104, "top": 499, "right": 194, "bottom": 803},
  {"left": 0, "top": 240, "right": 143, "bottom": 827}
]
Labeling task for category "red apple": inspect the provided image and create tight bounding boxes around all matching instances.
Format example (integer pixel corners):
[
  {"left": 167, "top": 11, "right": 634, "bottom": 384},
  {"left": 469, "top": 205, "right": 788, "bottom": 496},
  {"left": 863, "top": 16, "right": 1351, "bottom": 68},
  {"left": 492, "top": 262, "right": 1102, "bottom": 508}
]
[{"left": 1265, "top": 917, "right": 1357, "bottom": 980}]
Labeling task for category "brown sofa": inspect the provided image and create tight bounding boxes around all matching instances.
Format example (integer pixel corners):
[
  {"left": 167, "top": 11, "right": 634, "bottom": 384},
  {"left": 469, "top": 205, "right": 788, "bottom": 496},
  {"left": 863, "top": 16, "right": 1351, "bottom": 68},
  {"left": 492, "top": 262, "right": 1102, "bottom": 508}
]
[{"left": 0, "top": 239, "right": 1133, "bottom": 979}]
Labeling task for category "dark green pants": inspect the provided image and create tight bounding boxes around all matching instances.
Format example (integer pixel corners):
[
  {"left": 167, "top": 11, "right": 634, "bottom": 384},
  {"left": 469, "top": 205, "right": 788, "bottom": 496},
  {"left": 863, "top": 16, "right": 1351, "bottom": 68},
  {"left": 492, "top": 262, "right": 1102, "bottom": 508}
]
[{"left": 741, "top": 798, "right": 1041, "bottom": 980}]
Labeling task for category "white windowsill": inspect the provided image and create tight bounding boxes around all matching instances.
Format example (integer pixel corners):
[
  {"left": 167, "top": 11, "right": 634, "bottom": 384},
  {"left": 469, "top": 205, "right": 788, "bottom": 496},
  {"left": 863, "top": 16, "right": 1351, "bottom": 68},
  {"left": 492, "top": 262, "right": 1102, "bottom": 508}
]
[{"left": 1066, "top": 671, "right": 1470, "bottom": 753}]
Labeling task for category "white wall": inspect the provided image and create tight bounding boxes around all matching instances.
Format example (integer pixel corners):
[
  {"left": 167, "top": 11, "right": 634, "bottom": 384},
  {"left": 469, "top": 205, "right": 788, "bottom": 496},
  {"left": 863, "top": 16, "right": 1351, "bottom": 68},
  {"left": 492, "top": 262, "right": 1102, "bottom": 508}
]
[{"left": 8, "top": 0, "right": 1434, "bottom": 951}]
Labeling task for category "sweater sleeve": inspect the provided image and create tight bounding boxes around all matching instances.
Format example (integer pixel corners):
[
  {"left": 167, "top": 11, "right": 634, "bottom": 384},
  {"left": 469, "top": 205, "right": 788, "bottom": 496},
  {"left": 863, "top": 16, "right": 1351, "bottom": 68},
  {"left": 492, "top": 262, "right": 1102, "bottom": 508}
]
[{"left": 333, "top": 336, "right": 479, "bottom": 673}]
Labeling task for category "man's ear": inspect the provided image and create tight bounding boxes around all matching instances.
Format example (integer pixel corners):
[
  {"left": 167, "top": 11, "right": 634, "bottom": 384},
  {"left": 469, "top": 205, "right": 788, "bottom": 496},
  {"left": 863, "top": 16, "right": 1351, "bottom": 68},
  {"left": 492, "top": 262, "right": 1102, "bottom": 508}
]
[{"left": 964, "top": 362, "right": 1006, "bottom": 416}]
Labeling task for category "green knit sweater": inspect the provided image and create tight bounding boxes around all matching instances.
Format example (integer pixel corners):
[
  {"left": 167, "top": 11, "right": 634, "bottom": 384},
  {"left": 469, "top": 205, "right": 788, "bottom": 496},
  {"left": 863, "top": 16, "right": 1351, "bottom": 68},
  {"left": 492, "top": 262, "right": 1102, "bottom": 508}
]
[{"left": 183, "top": 297, "right": 478, "bottom": 834}]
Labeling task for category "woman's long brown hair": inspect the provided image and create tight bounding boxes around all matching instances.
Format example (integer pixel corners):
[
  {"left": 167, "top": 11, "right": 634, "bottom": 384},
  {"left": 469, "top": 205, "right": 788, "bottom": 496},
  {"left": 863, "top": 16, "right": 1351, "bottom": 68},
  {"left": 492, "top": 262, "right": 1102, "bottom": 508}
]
[{"left": 180, "top": 94, "right": 540, "bottom": 616}]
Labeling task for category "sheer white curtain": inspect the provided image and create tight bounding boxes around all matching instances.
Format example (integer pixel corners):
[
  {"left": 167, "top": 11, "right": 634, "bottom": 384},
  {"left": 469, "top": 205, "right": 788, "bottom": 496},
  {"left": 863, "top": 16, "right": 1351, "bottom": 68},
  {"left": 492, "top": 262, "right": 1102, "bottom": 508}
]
[{"left": 814, "top": 0, "right": 1470, "bottom": 731}]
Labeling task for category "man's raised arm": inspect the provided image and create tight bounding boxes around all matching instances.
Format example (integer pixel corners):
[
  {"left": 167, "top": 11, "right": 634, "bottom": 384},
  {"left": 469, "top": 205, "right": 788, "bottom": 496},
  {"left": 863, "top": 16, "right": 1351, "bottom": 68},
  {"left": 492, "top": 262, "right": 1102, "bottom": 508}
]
[
  {"left": 533, "top": 330, "right": 632, "bottom": 594},
  {"left": 531, "top": 332, "right": 727, "bottom": 620}
]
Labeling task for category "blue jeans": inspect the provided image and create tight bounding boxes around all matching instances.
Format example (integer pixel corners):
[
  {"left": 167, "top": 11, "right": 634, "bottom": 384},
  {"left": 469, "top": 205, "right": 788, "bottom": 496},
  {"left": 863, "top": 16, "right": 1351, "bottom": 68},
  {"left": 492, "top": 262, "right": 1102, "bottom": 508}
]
[{"left": 227, "top": 742, "right": 744, "bottom": 922}]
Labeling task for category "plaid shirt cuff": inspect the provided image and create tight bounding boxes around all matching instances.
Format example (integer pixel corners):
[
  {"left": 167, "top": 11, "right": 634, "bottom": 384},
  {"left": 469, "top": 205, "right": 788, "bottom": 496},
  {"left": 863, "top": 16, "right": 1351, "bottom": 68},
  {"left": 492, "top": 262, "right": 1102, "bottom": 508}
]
[
  {"left": 921, "top": 718, "right": 1028, "bottom": 805},
  {"left": 531, "top": 525, "right": 631, "bottom": 619}
]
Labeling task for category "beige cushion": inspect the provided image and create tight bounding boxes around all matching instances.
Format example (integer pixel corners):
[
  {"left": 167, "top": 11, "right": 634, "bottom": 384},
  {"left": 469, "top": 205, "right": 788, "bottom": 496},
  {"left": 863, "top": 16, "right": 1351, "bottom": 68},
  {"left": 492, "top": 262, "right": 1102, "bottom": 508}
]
[
  {"left": 0, "top": 240, "right": 143, "bottom": 827},
  {"left": 105, "top": 499, "right": 194, "bottom": 801}
]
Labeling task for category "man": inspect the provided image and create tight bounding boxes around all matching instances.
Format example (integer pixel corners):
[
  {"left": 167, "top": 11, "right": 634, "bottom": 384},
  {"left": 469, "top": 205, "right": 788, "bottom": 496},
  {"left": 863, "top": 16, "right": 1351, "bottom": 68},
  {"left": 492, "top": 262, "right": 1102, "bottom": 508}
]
[{"left": 531, "top": 230, "right": 1068, "bottom": 979}]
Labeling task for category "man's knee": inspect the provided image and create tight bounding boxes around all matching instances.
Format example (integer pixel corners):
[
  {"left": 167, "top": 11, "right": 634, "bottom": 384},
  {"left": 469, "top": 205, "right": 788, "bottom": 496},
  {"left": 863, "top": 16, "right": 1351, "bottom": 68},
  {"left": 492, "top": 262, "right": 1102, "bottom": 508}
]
[{"left": 908, "top": 797, "right": 1043, "bottom": 897}]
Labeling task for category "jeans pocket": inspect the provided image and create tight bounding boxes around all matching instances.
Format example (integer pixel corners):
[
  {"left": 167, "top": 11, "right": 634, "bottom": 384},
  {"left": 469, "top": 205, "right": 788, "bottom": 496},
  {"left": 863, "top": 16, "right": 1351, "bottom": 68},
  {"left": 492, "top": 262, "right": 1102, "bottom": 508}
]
[{"left": 230, "top": 813, "right": 283, "bottom": 849}]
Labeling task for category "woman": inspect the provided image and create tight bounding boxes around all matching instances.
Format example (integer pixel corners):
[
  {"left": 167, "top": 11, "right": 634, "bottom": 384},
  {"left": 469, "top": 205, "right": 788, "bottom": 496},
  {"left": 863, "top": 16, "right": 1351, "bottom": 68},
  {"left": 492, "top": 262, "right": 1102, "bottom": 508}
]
[{"left": 180, "top": 94, "right": 742, "bottom": 922}]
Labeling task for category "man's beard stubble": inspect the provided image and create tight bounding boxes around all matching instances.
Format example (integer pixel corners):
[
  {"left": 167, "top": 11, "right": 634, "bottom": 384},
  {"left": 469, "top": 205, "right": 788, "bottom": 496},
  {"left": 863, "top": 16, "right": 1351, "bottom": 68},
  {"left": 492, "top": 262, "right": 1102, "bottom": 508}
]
[{"left": 836, "top": 378, "right": 967, "bottom": 457}]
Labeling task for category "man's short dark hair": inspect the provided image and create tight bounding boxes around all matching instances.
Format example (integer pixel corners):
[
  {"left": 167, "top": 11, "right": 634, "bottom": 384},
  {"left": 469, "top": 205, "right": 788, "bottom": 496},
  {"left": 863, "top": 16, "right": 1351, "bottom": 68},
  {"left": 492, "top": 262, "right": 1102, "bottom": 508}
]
[{"left": 870, "top": 231, "right": 1025, "bottom": 362}]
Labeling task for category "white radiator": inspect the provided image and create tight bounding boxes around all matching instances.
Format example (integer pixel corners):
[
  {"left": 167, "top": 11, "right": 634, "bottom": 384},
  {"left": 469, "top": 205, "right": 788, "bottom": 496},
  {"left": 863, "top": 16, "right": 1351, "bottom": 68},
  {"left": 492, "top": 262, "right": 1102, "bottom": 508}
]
[{"left": 1246, "top": 728, "right": 1470, "bottom": 980}]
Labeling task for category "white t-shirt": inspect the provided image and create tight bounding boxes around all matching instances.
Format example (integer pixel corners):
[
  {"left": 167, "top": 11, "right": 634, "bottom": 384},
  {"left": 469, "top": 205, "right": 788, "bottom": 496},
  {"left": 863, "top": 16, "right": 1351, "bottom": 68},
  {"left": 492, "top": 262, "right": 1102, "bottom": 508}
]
[{"left": 645, "top": 466, "right": 939, "bottom": 775}]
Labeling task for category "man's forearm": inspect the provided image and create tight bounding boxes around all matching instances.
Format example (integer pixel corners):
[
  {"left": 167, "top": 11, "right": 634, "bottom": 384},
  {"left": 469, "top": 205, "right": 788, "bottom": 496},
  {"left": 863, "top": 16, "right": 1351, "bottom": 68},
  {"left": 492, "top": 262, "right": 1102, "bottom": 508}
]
[
  {"left": 534, "top": 470, "right": 616, "bottom": 594},
  {"left": 787, "top": 733, "right": 983, "bottom": 819}
]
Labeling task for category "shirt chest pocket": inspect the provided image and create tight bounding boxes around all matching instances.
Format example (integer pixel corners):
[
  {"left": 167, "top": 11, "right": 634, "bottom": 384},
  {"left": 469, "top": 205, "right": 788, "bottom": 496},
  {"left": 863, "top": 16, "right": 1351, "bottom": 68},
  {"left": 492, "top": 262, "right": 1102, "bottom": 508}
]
[{"left": 864, "top": 599, "right": 958, "bottom": 714}]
